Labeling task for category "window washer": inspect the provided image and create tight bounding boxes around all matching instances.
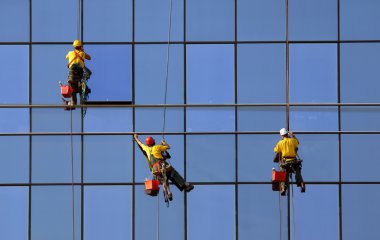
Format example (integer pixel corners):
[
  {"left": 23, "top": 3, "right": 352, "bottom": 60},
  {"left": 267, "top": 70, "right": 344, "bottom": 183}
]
[
  {"left": 65, "top": 40, "right": 92, "bottom": 109},
  {"left": 134, "top": 134, "right": 194, "bottom": 200},
  {"left": 274, "top": 128, "right": 305, "bottom": 196}
]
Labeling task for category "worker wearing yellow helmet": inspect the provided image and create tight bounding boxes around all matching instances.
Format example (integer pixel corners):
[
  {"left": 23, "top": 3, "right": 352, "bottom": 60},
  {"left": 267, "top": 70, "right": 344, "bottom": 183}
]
[{"left": 65, "top": 40, "right": 92, "bottom": 108}]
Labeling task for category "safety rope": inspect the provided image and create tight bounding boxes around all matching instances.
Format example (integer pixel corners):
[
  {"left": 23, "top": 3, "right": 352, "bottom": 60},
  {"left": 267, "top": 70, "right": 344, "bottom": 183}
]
[
  {"left": 70, "top": 106, "right": 75, "bottom": 240},
  {"left": 291, "top": 174, "right": 296, "bottom": 240},
  {"left": 157, "top": 192, "right": 160, "bottom": 240},
  {"left": 278, "top": 189, "right": 283, "bottom": 240},
  {"left": 77, "top": 0, "right": 81, "bottom": 40},
  {"left": 162, "top": 0, "right": 173, "bottom": 139}
]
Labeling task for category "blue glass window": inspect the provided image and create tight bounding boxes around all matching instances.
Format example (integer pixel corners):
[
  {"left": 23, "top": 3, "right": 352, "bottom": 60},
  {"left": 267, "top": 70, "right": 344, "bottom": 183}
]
[
  {"left": 290, "top": 44, "right": 337, "bottom": 103},
  {"left": 186, "top": 0, "right": 234, "bottom": 41},
  {"left": 237, "top": 0, "right": 285, "bottom": 41},
  {"left": 32, "top": 108, "right": 81, "bottom": 133},
  {"left": 187, "top": 108, "right": 235, "bottom": 132},
  {"left": 238, "top": 134, "right": 281, "bottom": 181},
  {"left": 187, "top": 135, "right": 235, "bottom": 182},
  {"left": 84, "top": 108, "right": 132, "bottom": 132},
  {"left": 187, "top": 44, "right": 234, "bottom": 103},
  {"left": 0, "top": 187, "right": 28, "bottom": 240},
  {"left": 0, "top": 46, "right": 28, "bottom": 104},
  {"left": 341, "top": 0, "right": 380, "bottom": 40},
  {"left": 135, "top": 135, "right": 184, "bottom": 182},
  {"left": 135, "top": 108, "right": 184, "bottom": 133},
  {"left": 0, "top": 137, "right": 29, "bottom": 183},
  {"left": 135, "top": 44, "right": 184, "bottom": 104},
  {"left": 32, "top": 186, "right": 81, "bottom": 240},
  {"left": 0, "top": 0, "right": 29, "bottom": 42},
  {"left": 0, "top": 109, "right": 29, "bottom": 133},
  {"left": 341, "top": 107, "right": 380, "bottom": 131},
  {"left": 84, "top": 136, "right": 132, "bottom": 183},
  {"left": 239, "top": 185, "right": 286, "bottom": 239},
  {"left": 343, "top": 185, "right": 380, "bottom": 240},
  {"left": 135, "top": 185, "right": 184, "bottom": 240},
  {"left": 342, "top": 134, "right": 380, "bottom": 181},
  {"left": 292, "top": 185, "right": 339, "bottom": 240},
  {"left": 238, "top": 107, "right": 286, "bottom": 132},
  {"left": 341, "top": 43, "right": 380, "bottom": 103},
  {"left": 187, "top": 185, "right": 235, "bottom": 240},
  {"left": 32, "top": 136, "right": 81, "bottom": 183},
  {"left": 32, "top": 0, "right": 77, "bottom": 42},
  {"left": 290, "top": 107, "right": 338, "bottom": 131},
  {"left": 135, "top": 0, "right": 183, "bottom": 42},
  {"left": 84, "top": 0, "right": 132, "bottom": 42},
  {"left": 238, "top": 44, "right": 286, "bottom": 103},
  {"left": 84, "top": 186, "right": 132, "bottom": 240},
  {"left": 32, "top": 45, "right": 71, "bottom": 104},
  {"left": 85, "top": 45, "right": 132, "bottom": 102},
  {"left": 289, "top": 0, "right": 337, "bottom": 40}
]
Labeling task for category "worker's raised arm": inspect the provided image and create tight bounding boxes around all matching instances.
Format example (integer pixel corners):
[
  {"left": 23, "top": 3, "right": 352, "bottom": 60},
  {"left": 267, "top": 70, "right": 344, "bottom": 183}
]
[
  {"left": 134, "top": 134, "right": 143, "bottom": 146},
  {"left": 161, "top": 139, "right": 170, "bottom": 150}
]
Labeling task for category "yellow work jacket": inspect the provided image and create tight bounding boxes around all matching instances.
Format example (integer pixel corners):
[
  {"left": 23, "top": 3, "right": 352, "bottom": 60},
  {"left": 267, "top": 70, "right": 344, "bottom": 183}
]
[
  {"left": 140, "top": 144, "right": 169, "bottom": 170},
  {"left": 274, "top": 137, "right": 299, "bottom": 159},
  {"left": 66, "top": 50, "right": 89, "bottom": 68}
]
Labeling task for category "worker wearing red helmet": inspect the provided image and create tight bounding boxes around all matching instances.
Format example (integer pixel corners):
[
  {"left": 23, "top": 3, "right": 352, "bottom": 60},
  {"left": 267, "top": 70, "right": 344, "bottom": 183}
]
[
  {"left": 274, "top": 128, "right": 305, "bottom": 195},
  {"left": 65, "top": 40, "right": 92, "bottom": 108},
  {"left": 134, "top": 134, "right": 194, "bottom": 194}
]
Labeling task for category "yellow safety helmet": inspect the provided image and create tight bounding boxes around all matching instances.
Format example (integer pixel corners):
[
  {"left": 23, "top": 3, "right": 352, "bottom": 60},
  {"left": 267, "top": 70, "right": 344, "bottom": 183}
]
[{"left": 73, "top": 40, "right": 82, "bottom": 47}]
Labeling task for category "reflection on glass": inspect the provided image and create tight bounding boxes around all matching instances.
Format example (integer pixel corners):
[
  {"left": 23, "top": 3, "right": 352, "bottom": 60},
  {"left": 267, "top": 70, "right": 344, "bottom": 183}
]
[
  {"left": 186, "top": 0, "right": 234, "bottom": 41},
  {"left": 84, "top": 136, "right": 132, "bottom": 183},
  {"left": 84, "top": 0, "right": 132, "bottom": 42},
  {"left": 341, "top": 107, "right": 380, "bottom": 131},
  {"left": 292, "top": 185, "right": 339, "bottom": 240},
  {"left": 84, "top": 108, "right": 132, "bottom": 132},
  {"left": 342, "top": 134, "right": 380, "bottom": 181},
  {"left": 237, "top": 0, "right": 285, "bottom": 41},
  {"left": 84, "top": 186, "right": 131, "bottom": 240},
  {"left": 0, "top": 45, "right": 28, "bottom": 104},
  {"left": 85, "top": 45, "right": 132, "bottom": 102},
  {"left": 32, "top": 186, "right": 81, "bottom": 240},
  {"left": 341, "top": 0, "right": 380, "bottom": 40},
  {"left": 290, "top": 44, "right": 337, "bottom": 103},
  {"left": 238, "top": 107, "right": 286, "bottom": 131},
  {"left": 32, "top": 136, "right": 81, "bottom": 183},
  {"left": 32, "top": 0, "right": 77, "bottom": 42},
  {"left": 0, "top": 137, "right": 29, "bottom": 183},
  {"left": 289, "top": 0, "right": 337, "bottom": 40},
  {"left": 0, "top": 187, "right": 28, "bottom": 240},
  {"left": 188, "top": 185, "right": 235, "bottom": 240},
  {"left": 187, "top": 44, "right": 234, "bottom": 103},
  {"left": 187, "top": 108, "right": 235, "bottom": 132},
  {"left": 187, "top": 135, "right": 235, "bottom": 182},
  {"left": 238, "top": 44, "right": 286, "bottom": 103},
  {"left": 290, "top": 107, "right": 338, "bottom": 131},
  {"left": 296, "top": 134, "right": 339, "bottom": 181},
  {"left": 238, "top": 134, "right": 280, "bottom": 181},
  {"left": 135, "top": 0, "right": 183, "bottom": 41},
  {"left": 135, "top": 135, "right": 184, "bottom": 182},
  {"left": 343, "top": 185, "right": 380, "bottom": 240},
  {"left": 239, "top": 185, "right": 286, "bottom": 239},
  {"left": 32, "top": 45, "right": 71, "bottom": 104},
  {"left": 135, "top": 45, "right": 184, "bottom": 104},
  {"left": 135, "top": 185, "right": 184, "bottom": 240},
  {"left": 0, "top": 0, "right": 29, "bottom": 42},
  {"left": 341, "top": 43, "right": 380, "bottom": 103},
  {"left": 0, "top": 109, "right": 29, "bottom": 133},
  {"left": 135, "top": 108, "right": 184, "bottom": 133}
]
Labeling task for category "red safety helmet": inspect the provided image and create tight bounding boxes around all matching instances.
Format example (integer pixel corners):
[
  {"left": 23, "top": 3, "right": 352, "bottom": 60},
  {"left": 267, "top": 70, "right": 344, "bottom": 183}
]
[{"left": 145, "top": 136, "right": 155, "bottom": 146}]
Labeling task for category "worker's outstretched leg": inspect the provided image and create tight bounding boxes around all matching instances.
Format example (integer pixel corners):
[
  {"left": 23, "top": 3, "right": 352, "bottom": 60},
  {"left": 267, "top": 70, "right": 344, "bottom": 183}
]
[
  {"left": 293, "top": 164, "right": 305, "bottom": 193},
  {"left": 279, "top": 164, "right": 288, "bottom": 196},
  {"left": 167, "top": 168, "right": 194, "bottom": 192}
]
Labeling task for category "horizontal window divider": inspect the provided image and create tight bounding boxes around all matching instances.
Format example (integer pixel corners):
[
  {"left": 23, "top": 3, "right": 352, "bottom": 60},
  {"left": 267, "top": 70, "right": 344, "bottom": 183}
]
[{"left": 2, "top": 103, "right": 380, "bottom": 108}]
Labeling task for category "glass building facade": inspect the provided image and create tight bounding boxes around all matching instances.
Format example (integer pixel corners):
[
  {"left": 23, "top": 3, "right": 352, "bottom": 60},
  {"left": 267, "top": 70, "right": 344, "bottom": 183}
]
[{"left": 1, "top": 0, "right": 380, "bottom": 239}]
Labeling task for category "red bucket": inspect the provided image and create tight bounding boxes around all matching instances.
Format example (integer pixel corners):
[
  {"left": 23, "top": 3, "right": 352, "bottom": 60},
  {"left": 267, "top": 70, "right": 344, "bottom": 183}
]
[
  {"left": 61, "top": 84, "right": 73, "bottom": 98},
  {"left": 144, "top": 179, "right": 160, "bottom": 196},
  {"left": 272, "top": 170, "right": 287, "bottom": 182}
]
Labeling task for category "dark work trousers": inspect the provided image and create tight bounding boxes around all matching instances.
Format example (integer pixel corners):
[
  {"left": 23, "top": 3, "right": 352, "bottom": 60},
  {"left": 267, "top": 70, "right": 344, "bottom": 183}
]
[
  {"left": 68, "top": 64, "right": 83, "bottom": 105},
  {"left": 280, "top": 160, "right": 304, "bottom": 190},
  {"left": 166, "top": 168, "right": 187, "bottom": 191}
]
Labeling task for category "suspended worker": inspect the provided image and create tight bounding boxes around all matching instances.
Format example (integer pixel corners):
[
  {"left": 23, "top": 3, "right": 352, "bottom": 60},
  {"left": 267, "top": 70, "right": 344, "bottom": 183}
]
[
  {"left": 65, "top": 40, "right": 92, "bottom": 108},
  {"left": 134, "top": 134, "right": 194, "bottom": 199},
  {"left": 274, "top": 128, "right": 305, "bottom": 196}
]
